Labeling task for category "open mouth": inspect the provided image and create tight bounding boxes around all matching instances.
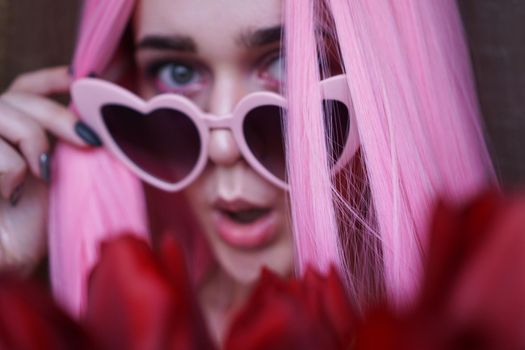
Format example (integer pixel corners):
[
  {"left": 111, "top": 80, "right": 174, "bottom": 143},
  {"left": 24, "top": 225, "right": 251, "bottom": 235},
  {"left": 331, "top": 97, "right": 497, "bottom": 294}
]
[
  {"left": 212, "top": 200, "right": 278, "bottom": 249},
  {"left": 223, "top": 208, "right": 272, "bottom": 224}
]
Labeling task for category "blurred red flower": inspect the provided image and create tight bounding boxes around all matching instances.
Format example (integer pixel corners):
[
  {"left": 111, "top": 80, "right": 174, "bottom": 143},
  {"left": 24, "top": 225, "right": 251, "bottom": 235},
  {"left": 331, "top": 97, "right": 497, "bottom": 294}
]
[
  {"left": 0, "top": 276, "right": 95, "bottom": 350},
  {"left": 0, "top": 235, "right": 215, "bottom": 350},
  {"left": 356, "top": 191, "right": 525, "bottom": 350},
  {"left": 84, "top": 235, "right": 215, "bottom": 350},
  {"left": 1, "top": 190, "right": 524, "bottom": 350},
  {"left": 224, "top": 267, "right": 357, "bottom": 350}
]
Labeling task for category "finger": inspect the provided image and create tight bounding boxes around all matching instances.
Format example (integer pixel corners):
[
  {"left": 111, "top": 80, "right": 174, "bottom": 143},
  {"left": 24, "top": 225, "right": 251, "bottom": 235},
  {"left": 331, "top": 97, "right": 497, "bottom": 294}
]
[
  {"left": 0, "top": 176, "right": 47, "bottom": 269},
  {"left": 7, "top": 66, "right": 71, "bottom": 96},
  {"left": 0, "top": 100, "right": 50, "bottom": 179},
  {"left": 0, "top": 138, "right": 28, "bottom": 200},
  {"left": 1, "top": 92, "right": 93, "bottom": 147}
]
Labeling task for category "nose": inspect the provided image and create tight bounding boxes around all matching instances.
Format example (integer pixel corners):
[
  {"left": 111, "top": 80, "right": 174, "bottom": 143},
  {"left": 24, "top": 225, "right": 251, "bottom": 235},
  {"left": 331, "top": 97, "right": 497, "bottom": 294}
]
[
  {"left": 208, "top": 129, "right": 241, "bottom": 165},
  {"left": 207, "top": 70, "right": 244, "bottom": 166}
]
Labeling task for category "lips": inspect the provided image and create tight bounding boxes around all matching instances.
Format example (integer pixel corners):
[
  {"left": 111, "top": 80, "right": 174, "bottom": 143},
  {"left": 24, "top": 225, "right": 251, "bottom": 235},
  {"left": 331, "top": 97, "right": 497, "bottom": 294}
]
[{"left": 212, "top": 198, "right": 279, "bottom": 249}]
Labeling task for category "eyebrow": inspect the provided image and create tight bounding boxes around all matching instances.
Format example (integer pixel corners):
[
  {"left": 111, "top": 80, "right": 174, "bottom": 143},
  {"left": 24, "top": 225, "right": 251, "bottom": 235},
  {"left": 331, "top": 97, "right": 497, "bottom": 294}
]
[
  {"left": 136, "top": 35, "right": 197, "bottom": 53},
  {"left": 136, "top": 25, "right": 283, "bottom": 53},
  {"left": 238, "top": 25, "right": 283, "bottom": 48}
]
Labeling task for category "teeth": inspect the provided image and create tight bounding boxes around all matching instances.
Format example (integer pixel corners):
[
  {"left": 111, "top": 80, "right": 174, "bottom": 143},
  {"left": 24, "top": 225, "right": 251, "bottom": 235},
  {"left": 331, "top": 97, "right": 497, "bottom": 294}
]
[{"left": 226, "top": 208, "right": 271, "bottom": 224}]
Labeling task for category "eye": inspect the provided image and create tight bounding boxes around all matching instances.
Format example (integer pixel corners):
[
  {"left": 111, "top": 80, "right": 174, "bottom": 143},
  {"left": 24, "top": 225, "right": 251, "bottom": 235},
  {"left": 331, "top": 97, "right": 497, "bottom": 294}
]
[
  {"left": 266, "top": 55, "right": 283, "bottom": 81},
  {"left": 147, "top": 61, "right": 206, "bottom": 94},
  {"left": 259, "top": 54, "right": 284, "bottom": 89},
  {"left": 159, "top": 62, "right": 195, "bottom": 85}
]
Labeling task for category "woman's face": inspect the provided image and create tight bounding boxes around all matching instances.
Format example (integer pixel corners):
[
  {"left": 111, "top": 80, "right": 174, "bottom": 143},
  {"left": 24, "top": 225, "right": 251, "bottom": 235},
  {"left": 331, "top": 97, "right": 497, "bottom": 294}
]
[{"left": 133, "top": 0, "right": 293, "bottom": 284}]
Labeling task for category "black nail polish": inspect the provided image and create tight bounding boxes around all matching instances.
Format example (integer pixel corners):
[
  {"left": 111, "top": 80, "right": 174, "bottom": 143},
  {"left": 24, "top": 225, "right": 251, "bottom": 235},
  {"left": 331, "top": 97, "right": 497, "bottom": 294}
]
[
  {"left": 9, "top": 184, "right": 24, "bottom": 207},
  {"left": 74, "top": 121, "right": 103, "bottom": 147},
  {"left": 39, "top": 153, "right": 51, "bottom": 183},
  {"left": 88, "top": 71, "right": 98, "bottom": 78}
]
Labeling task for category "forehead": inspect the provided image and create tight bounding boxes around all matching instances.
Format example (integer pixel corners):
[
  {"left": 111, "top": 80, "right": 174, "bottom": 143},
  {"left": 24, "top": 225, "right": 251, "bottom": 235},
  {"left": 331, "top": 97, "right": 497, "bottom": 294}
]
[{"left": 134, "top": 0, "right": 282, "bottom": 47}]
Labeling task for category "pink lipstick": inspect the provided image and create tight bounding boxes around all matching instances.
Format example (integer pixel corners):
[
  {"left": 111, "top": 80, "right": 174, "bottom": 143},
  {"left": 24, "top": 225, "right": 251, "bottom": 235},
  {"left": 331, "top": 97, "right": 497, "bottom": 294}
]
[{"left": 212, "top": 198, "right": 279, "bottom": 249}]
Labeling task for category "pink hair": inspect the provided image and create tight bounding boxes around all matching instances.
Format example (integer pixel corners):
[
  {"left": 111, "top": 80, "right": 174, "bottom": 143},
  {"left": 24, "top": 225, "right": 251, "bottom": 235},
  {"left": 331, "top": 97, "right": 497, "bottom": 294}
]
[
  {"left": 50, "top": 0, "right": 143, "bottom": 314},
  {"left": 285, "top": 0, "right": 494, "bottom": 307},
  {"left": 50, "top": 0, "right": 495, "bottom": 315}
]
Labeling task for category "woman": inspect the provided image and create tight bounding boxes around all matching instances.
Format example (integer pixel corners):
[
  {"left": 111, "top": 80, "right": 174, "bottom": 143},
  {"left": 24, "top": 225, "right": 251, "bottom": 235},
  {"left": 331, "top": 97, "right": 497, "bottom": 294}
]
[{"left": 0, "top": 0, "right": 494, "bottom": 342}]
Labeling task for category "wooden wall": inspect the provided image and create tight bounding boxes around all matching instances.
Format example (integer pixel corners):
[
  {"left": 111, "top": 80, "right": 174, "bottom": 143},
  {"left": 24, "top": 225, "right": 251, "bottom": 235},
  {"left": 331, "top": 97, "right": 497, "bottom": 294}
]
[
  {"left": 458, "top": 0, "right": 525, "bottom": 186},
  {"left": 0, "top": 0, "right": 79, "bottom": 88},
  {"left": 0, "top": 0, "right": 524, "bottom": 185}
]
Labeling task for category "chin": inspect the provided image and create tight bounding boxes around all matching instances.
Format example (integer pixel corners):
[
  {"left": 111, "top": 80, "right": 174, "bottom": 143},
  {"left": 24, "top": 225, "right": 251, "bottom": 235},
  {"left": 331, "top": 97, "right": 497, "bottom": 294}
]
[{"left": 212, "top": 229, "right": 294, "bottom": 285}]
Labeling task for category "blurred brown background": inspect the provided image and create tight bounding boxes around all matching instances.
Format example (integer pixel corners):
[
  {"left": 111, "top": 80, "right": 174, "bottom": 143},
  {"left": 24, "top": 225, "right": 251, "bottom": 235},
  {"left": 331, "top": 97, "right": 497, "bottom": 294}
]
[
  {"left": 0, "top": 0, "right": 79, "bottom": 85},
  {"left": 0, "top": 0, "right": 524, "bottom": 186}
]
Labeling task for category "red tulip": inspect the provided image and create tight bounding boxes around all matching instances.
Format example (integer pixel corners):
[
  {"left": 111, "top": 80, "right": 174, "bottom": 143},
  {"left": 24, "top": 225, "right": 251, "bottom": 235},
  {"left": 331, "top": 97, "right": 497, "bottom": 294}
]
[
  {"left": 444, "top": 192, "right": 525, "bottom": 349},
  {"left": 356, "top": 191, "right": 525, "bottom": 350},
  {"left": 85, "top": 234, "right": 215, "bottom": 350},
  {"left": 0, "top": 276, "right": 96, "bottom": 350},
  {"left": 2, "top": 190, "right": 525, "bottom": 350},
  {"left": 224, "top": 267, "right": 357, "bottom": 350}
]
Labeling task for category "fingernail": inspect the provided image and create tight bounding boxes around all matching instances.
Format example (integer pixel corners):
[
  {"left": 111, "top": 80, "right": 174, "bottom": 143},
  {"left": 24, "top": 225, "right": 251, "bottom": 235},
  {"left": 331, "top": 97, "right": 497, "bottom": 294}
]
[
  {"left": 88, "top": 71, "right": 98, "bottom": 78},
  {"left": 9, "top": 184, "right": 24, "bottom": 207},
  {"left": 74, "top": 121, "right": 103, "bottom": 147},
  {"left": 39, "top": 153, "right": 51, "bottom": 183}
]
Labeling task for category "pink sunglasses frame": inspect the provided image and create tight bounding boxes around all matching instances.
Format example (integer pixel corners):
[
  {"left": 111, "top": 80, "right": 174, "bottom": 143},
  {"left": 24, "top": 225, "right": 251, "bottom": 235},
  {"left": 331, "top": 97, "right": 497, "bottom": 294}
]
[{"left": 71, "top": 74, "right": 359, "bottom": 192}]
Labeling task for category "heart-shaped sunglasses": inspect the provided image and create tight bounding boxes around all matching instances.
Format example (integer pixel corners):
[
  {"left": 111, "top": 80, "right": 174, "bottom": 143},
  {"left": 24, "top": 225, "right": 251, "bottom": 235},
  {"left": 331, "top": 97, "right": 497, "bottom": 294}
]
[{"left": 71, "top": 75, "right": 359, "bottom": 191}]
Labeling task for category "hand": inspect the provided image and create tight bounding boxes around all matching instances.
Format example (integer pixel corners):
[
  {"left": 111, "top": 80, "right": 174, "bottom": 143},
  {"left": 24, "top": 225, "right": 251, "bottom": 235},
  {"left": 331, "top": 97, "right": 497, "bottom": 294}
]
[{"left": 0, "top": 66, "right": 100, "bottom": 273}]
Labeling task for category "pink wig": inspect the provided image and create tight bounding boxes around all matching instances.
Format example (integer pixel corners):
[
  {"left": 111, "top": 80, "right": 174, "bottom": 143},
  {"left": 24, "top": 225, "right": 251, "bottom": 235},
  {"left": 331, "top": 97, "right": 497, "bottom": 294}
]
[
  {"left": 50, "top": 0, "right": 144, "bottom": 314},
  {"left": 50, "top": 0, "right": 495, "bottom": 315},
  {"left": 285, "top": 0, "right": 494, "bottom": 306}
]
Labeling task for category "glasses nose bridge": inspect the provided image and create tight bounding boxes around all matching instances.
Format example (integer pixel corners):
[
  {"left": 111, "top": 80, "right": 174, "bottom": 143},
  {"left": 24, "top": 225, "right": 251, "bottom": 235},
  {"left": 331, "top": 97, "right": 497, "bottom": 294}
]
[
  {"left": 207, "top": 117, "right": 242, "bottom": 166},
  {"left": 202, "top": 112, "right": 236, "bottom": 130}
]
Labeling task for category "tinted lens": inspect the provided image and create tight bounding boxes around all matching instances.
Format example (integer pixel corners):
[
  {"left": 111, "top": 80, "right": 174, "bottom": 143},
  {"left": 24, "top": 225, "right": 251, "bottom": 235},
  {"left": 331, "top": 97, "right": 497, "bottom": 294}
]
[
  {"left": 322, "top": 99, "right": 350, "bottom": 166},
  {"left": 243, "top": 105, "right": 286, "bottom": 181},
  {"left": 102, "top": 105, "right": 201, "bottom": 183}
]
